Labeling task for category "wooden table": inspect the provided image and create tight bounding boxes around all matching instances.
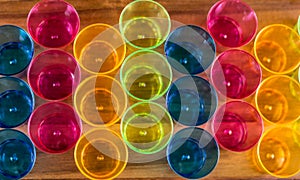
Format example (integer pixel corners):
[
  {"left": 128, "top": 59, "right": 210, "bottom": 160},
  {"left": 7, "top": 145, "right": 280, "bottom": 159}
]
[{"left": 1, "top": 0, "right": 300, "bottom": 179}]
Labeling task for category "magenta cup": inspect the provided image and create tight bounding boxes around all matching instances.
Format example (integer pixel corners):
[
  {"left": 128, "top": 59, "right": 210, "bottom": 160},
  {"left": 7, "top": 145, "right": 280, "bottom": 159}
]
[
  {"left": 211, "top": 49, "right": 262, "bottom": 99},
  {"left": 27, "top": 49, "right": 81, "bottom": 101},
  {"left": 28, "top": 102, "right": 82, "bottom": 154},
  {"left": 212, "top": 101, "right": 263, "bottom": 152},
  {"left": 27, "top": 0, "right": 80, "bottom": 48},
  {"left": 207, "top": 0, "right": 258, "bottom": 47}
]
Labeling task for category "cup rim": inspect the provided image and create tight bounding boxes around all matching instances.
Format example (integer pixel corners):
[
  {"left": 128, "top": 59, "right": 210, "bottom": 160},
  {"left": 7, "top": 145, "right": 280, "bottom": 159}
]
[
  {"left": 119, "top": 0, "right": 171, "bottom": 50},
  {"left": 73, "top": 23, "right": 126, "bottom": 75},
  {"left": 74, "top": 128, "right": 128, "bottom": 179},
  {"left": 120, "top": 101, "right": 174, "bottom": 154}
]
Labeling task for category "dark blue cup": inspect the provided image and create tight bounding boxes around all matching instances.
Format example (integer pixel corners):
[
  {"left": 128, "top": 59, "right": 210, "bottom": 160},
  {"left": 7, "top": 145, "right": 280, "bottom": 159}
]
[
  {"left": 166, "top": 76, "right": 218, "bottom": 126},
  {"left": 0, "top": 129, "right": 36, "bottom": 180},
  {"left": 164, "top": 25, "right": 216, "bottom": 74},
  {"left": 167, "top": 127, "right": 219, "bottom": 179}
]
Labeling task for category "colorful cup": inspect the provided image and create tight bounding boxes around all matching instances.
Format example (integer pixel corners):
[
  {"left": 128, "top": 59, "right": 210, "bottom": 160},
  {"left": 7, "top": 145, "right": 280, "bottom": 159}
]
[
  {"left": 0, "top": 77, "right": 34, "bottom": 128},
  {"left": 27, "top": 49, "right": 81, "bottom": 101},
  {"left": 0, "top": 25, "right": 34, "bottom": 75},
  {"left": 74, "top": 75, "right": 127, "bottom": 127},
  {"left": 207, "top": 0, "right": 258, "bottom": 47},
  {"left": 27, "top": 0, "right": 80, "bottom": 48},
  {"left": 254, "top": 24, "right": 300, "bottom": 76},
  {"left": 73, "top": 23, "right": 126, "bottom": 75},
  {"left": 211, "top": 49, "right": 262, "bottom": 99},
  {"left": 164, "top": 25, "right": 216, "bottom": 74},
  {"left": 255, "top": 75, "right": 300, "bottom": 124},
  {"left": 120, "top": 50, "right": 172, "bottom": 101},
  {"left": 167, "top": 127, "right": 219, "bottom": 179},
  {"left": 253, "top": 126, "right": 300, "bottom": 178},
  {"left": 166, "top": 76, "right": 218, "bottom": 126},
  {"left": 28, "top": 102, "right": 82, "bottom": 154},
  {"left": 0, "top": 129, "right": 36, "bottom": 180},
  {"left": 212, "top": 101, "right": 263, "bottom": 152},
  {"left": 121, "top": 101, "right": 173, "bottom": 154},
  {"left": 74, "top": 128, "right": 128, "bottom": 179},
  {"left": 119, "top": 0, "right": 171, "bottom": 49}
]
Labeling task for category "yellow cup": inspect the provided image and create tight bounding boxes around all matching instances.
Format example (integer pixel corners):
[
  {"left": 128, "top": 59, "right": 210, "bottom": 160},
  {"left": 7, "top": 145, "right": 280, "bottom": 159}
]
[
  {"left": 74, "top": 128, "right": 128, "bottom": 179},
  {"left": 119, "top": 0, "right": 171, "bottom": 49},
  {"left": 121, "top": 102, "right": 173, "bottom": 154},
  {"left": 253, "top": 126, "right": 300, "bottom": 178},
  {"left": 74, "top": 75, "right": 127, "bottom": 127},
  {"left": 255, "top": 75, "right": 300, "bottom": 125},
  {"left": 253, "top": 24, "right": 300, "bottom": 76},
  {"left": 73, "top": 23, "right": 126, "bottom": 74}
]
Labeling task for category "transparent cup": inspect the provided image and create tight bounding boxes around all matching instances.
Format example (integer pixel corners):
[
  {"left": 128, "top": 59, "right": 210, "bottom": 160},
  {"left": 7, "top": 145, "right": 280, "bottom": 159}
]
[
  {"left": 119, "top": 0, "right": 171, "bottom": 49},
  {"left": 28, "top": 102, "right": 82, "bottom": 154},
  {"left": 73, "top": 23, "right": 126, "bottom": 75},
  {"left": 253, "top": 24, "right": 300, "bottom": 76},
  {"left": 121, "top": 101, "right": 173, "bottom": 154},
  {"left": 164, "top": 25, "right": 216, "bottom": 74},
  {"left": 0, "top": 77, "right": 34, "bottom": 128},
  {"left": 255, "top": 75, "right": 300, "bottom": 124},
  {"left": 0, "top": 25, "right": 34, "bottom": 75},
  {"left": 27, "top": 49, "right": 81, "bottom": 101},
  {"left": 166, "top": 76, "right": 218, "bottom": 126},
  {"left": 74, "top": 75, "right": 127, "bottom": 127},
  {"left": 211, "top": 49, "right": 262, "bottom": 99},
  {"left": 167, "top": 127, "right": 219, "bottom": 179},
  {"left": 212, "top": 100, "right": 263, "bottom": 152},
  {"left": 207, "top": 0, "right": 258, "bottom": 47},
  {"left": 27, "top": 0, "right": 80, "bottom": 48},
  {"left": 120, "top": 50, "right": 172, "bottom": 101},
  {"left": 74, "top": 128, "right": 128, "bottom": 179},
  {"left": 0, "top": 129, "right": 36, "bottom": 180},
  {"left": 253, "top": 126, "right": 300, "bottom": 178}
]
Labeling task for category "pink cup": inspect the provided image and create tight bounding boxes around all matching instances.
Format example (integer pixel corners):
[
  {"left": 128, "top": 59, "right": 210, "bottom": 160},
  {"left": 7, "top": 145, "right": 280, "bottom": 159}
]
[
  {"left": 27, "top": 0, "right": 80, "bottom": 48},
  {"left": 28, "top": 102, "right": 82, "bottom": 153},
  {"left": 207, "top": 0, "right": 258, "bottom": 47},
  {"left": 211, "top": 49, "right": 262, "bottom": 99},
  {"left": 212, "top": 101, "right": 263, "bottom": 152},
  {"left": 27, "top": 49, "right": 81, "bottom": 101}
]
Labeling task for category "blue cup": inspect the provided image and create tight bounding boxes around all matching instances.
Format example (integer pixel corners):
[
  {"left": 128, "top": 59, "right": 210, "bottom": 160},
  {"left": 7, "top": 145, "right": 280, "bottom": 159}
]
[
  {"left": 166, "top": 76, "right": 218, "bottom": 126},
  {"left": 0, "top": 77, "right": 35, "bottom": 128},
  {"left": 164, "top": 25, "right": 216, "bottom": 74},
  {"left": 0, "top": 129, "right": 36, "bottom": 180},
  {"left": 167, "top": 127, "right": 219, "bottom": 179},
  {"left": 0, "top": 25, "right": 34, "bottom": 76}
]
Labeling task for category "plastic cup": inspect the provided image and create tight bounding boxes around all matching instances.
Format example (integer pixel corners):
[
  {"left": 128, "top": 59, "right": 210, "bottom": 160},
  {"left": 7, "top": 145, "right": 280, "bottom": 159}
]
[
  {"left": 119, "top": 0, "right": 171, "bottom": 49},
  {"left": 0, "top": 77, "right": 34, "bottom": 128},
  {"left": 167, "top": 127, "right": 219, "bottom": 179},
  {"left": 74, "top": 75, "right": 127, "bottom": 127},
  {"left": 0, "top": 129, "right": 36, "bottom": 180},
  {"left": 28, "top": 102, "right": 82, "bottom": 154},
  {"left": 120, "top": 50, "right": 172, "bottom": 101},
  {"left": 27, "top": 49, "right": 81, "bottom": 101},
  {"left": 211, "top": 49, "right": 262, "bottom": 99},
  {"left": 27, "top": 0, "right": 80, "bottom": 48},
  {"left": 166, "top": 76, "right": 218, "bottom": 126},
  {"left": 74, "top": 128, "right": 128, "bottom": 179},
  {"left": 212, "top": 101, "right": 263, "bottom": 152},
  {"left": 0, "top": 25, "right": 34, "bottom": 75},
  {"left": 73, "top": 23, "right": 126, "bottom": 75},
  {"left": 207, "top": 0, "right": 258, "bottom": 47},
  {"left": 255, "top": 75, "right": 300, "bottom": 125},
  {"left": 164, "top": 25, "right": 216, "bottom": 74},
  {"left": 254, "top": 24, "right": 300, "bottom": 76},
  {"left": 121, "top": 101, "right": 173, "bottom": 154},
  {"left": 253, "top": 126, "right": 300, "bottom": 178}
]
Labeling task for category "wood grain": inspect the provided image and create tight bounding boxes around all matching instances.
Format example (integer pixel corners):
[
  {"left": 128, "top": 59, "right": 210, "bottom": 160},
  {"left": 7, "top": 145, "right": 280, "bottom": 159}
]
[{"left": 0, "top": 0, "right": 300, "bottom": 179}]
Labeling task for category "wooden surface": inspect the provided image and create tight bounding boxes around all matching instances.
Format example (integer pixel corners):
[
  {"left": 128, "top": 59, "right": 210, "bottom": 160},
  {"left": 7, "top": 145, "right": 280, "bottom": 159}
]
[{"left": 1, "top": 0, "right": 300, "bottom": 179}]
